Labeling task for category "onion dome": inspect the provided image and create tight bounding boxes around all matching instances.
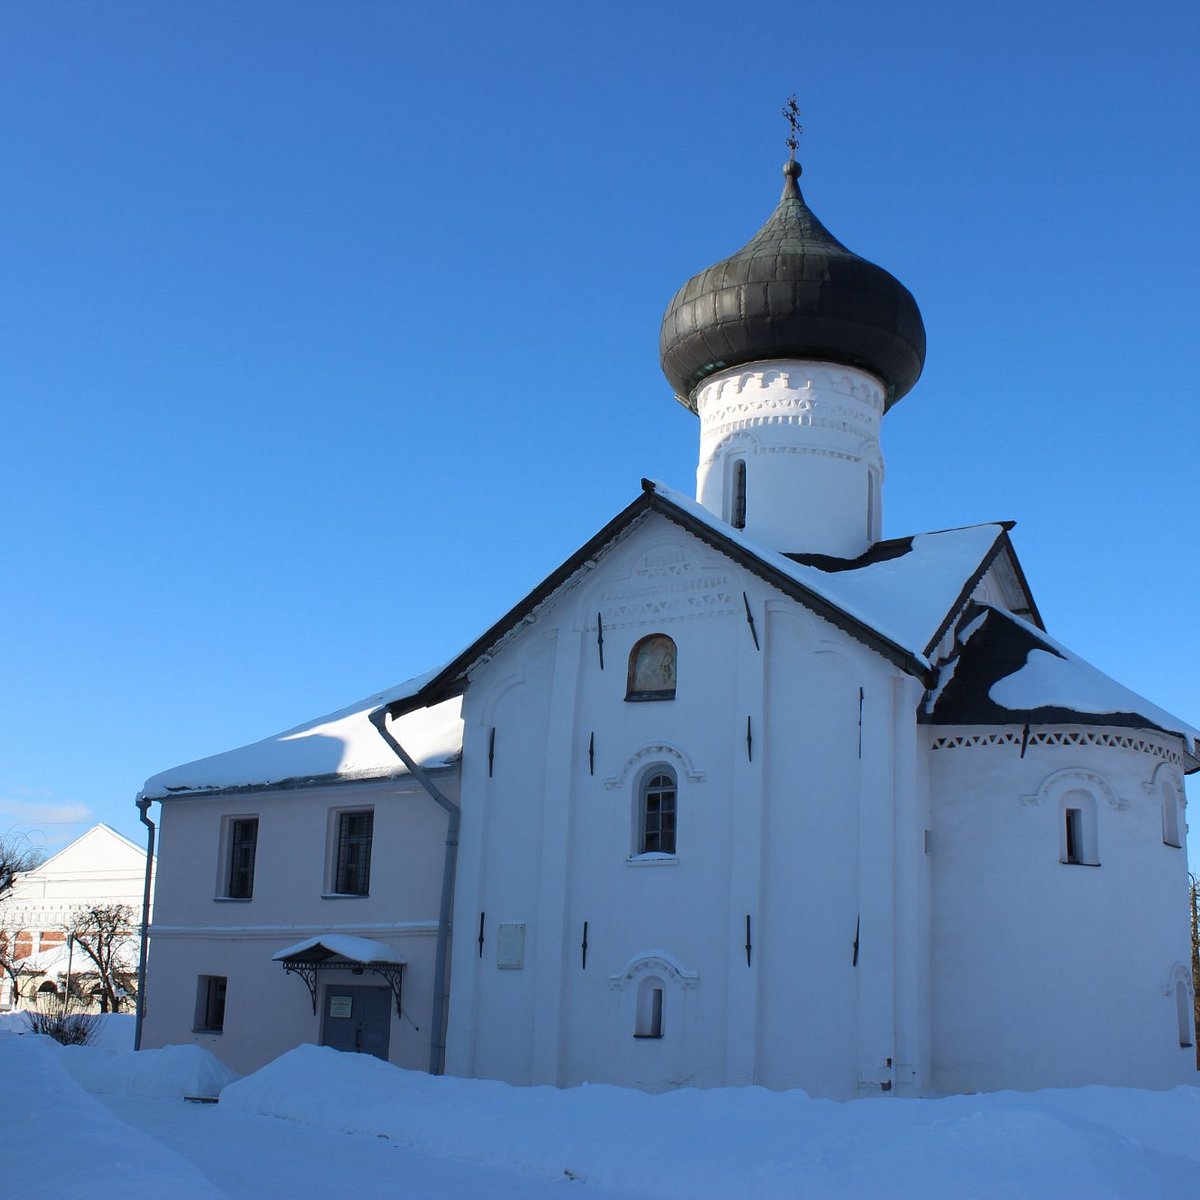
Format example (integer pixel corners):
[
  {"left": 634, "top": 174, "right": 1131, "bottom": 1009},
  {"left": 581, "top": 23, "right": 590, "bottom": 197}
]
[{"left": 660, "top": 161, "right": 926, "bottom": 411}]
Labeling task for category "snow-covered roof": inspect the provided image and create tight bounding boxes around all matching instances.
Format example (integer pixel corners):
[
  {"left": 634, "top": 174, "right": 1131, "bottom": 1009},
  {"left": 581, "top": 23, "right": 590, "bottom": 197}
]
[
  {"left": 649, "top": 482, "right": 1011, "bottom": 659},
  {"left": 19, "top": 939, "right": 139, "bottom": 977},
  {"left": 925, "top": 604, "right": 1199, "bottom": 758},
  {"left": 398, "top": 480, "right": 1013, "bottom": 712},
  {"left": 272, "top": 934, "right": 404, "bottom": 965},
  {"left": 143, "top": 672, "right": 462, "bottom": 799}
]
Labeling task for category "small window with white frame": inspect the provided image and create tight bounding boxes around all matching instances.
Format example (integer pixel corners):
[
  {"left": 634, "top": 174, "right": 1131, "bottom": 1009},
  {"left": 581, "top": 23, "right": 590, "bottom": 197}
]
[{"left": 329, "top": 809, "right": 374, "bottom": 896}]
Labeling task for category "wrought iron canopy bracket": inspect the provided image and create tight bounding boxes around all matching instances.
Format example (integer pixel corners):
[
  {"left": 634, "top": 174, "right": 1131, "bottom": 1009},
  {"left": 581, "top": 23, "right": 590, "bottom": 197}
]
[
  {"left": 280, "top": 958, "right": 404, "bottom": 1018},
  {"left": 282, "top": 961, "right": 321, "bottom": 1016},
  {"left": 368, "top": 963, "right": 404, "bottom": 1017}
]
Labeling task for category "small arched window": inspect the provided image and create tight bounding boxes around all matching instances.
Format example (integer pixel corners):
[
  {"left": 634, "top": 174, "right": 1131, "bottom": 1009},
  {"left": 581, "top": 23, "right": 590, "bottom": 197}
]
[
  {"left": 731, "top": 459, "right": 747, "bottom": 530},
  {"left": 626, "top": 634, "right": 677, "bottom": 702},
  {"left": 639, "top": 768, "right": 677, "bottom": 856},
  {"left": 37, "top": 980, "right": 59, "bottom": 995},
  {"left": 1162, "top": 781, "right": 1183, "bottom": 848},
  {"left": 635, "top": 975, "right": 665, "bottom": 1038}
]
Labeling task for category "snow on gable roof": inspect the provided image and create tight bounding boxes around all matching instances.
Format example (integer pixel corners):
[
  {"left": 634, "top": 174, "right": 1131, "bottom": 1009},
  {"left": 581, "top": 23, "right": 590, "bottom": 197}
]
[
  {"left": 400, "top": 481, "right": 1012, "bottom": 711},
  {"left": 273, "top": 934, "right": 404, "bottom": 965},
  {"left": 143, "top": 670, "right": 462, "bottom": 800},
  {"left": 925, "top": 605, "right": 1199, "bottom": 759}
]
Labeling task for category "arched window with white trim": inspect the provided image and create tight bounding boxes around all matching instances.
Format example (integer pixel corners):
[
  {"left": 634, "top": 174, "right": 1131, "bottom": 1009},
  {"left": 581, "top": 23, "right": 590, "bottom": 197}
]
[{"left": 637, "top": 767, "right": 677, "bottom": 856}]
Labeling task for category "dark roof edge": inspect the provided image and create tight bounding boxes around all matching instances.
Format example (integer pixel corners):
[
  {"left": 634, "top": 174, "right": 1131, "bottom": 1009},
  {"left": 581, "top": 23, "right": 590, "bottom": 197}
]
[
  {"left": 393, "top": 483, "right": 933, "bottom": 716},
  {"left": 642, "top": 488, "right": 933, "bottom": 683},
  {"left": 389, "top": 491, "right": 657, "bottom": 715},
  {"left": 921, "top": 526, "right": 1011, "bottom": 658},
  {"left": 1002, "top": 532, "right": 1045, "bottom": 631}
]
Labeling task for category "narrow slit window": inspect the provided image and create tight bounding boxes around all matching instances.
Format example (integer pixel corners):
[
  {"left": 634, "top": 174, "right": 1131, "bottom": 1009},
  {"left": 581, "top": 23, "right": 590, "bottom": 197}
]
[
  {"left": 1176, "top": 979, "right": 1193, "bottom": 1048},
  {"left": 1059, "top": 789, "right": 1098, "bottom": 866},
  {"left": 635, "top": 976, "right": 664, "bottom": 1038},
  {"left": 626, "top": 634, "right": 677, "bottom": 702},
  {"left": 1162, "top": 782, "right": 1182, "bottom": 848},
  {"left": 732, "top": 460, "right": 747, "bottom": 530},
  {"left": 1064, "top": 808, "right": 1083, "bottom": 865}
]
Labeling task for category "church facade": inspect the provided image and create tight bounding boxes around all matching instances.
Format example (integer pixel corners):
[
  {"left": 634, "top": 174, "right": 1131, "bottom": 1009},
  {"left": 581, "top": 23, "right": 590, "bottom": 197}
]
[{"left": 140, "top": 154, "right": 1197, "bottom": 1098}]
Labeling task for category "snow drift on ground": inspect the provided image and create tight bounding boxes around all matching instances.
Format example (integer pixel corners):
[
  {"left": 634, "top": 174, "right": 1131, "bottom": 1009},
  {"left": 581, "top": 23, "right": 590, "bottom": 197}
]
[
  {"left": 221, "top": 1044, "right": 1200, "bottom": 1199},
  {"left": 61, "top": 1039, "right": 238, "bottom": 1098},
  {"left": 0, "top": 1032, "right": 224, "bottom": 1198}
]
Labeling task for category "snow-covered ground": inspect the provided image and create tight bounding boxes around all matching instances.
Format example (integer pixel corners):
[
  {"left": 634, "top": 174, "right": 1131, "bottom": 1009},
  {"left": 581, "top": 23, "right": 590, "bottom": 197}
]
[{"left": 4, "top": 1016, "right": 1200, "bottom": 1198}]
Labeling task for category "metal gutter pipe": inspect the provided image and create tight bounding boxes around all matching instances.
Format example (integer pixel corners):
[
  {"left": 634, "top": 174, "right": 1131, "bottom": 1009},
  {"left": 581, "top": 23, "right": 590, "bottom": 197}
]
[
  {"left": 133, "top": 792, "right": 156, "bottom": 1052},
  {"left": 368, "top": 708, "right": 460, "bottom": 1076}
]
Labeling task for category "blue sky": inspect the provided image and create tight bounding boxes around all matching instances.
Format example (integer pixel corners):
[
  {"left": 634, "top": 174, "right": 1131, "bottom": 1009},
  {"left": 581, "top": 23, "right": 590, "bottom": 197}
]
[{"left": 2, "top": 0, "right": 1198, "bottom": 856}]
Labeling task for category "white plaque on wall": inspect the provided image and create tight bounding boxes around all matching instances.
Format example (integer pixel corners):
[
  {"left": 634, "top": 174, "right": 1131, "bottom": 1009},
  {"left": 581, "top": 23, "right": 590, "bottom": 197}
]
[
  {"left": 328, "top": 995, "right": 353, "bottom": 1018},
  {"left": 496, "top": 923, "right": 525, "bottom": 969}
]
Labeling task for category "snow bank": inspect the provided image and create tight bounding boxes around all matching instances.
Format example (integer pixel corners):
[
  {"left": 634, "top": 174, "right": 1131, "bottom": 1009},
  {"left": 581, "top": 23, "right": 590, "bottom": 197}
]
[
  {"left": 0, "top": 1033, "right": 223, "bottom": 1197},
  {"left": 60, "top": 1041, "right": 239, "bottom": 1098},
  {"left": 220, "top": 1045, "right": 1200, "bottom": 1199},
  {"left": 0, "top": 1010, "right": 134, "bottom": 1050}
]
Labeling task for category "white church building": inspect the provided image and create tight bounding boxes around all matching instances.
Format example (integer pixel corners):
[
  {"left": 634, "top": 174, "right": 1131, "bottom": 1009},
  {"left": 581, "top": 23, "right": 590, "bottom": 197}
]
[{"left": 139, "top": 153, "right": 1198, "bottom": 1098}]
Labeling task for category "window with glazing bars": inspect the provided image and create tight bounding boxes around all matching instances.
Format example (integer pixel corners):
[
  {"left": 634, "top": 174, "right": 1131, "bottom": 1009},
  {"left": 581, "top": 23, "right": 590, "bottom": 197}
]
[
  {"left": 335, "top": 810, "right": 374, "bottom": 895},
  {"left": 640, "top": 772, "right": 677, "bottom": 855},
  {"left": 227, "top": 818, "right": 258, "bottom": 899}
]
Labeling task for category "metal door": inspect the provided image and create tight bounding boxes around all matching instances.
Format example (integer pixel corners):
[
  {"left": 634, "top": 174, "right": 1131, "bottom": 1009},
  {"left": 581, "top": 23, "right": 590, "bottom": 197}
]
[{"left": 319, "top": 984, "right": 391, "bottom": 1060}]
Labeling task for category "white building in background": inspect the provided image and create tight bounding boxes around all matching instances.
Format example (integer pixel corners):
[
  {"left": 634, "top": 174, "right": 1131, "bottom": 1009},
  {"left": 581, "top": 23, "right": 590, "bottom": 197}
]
[
  {"left": 0, "top": 823, "right": 149, "bottom": 1010},
  {"left": 139, "top": 153, "right": 1197, "bottom": 1098}
]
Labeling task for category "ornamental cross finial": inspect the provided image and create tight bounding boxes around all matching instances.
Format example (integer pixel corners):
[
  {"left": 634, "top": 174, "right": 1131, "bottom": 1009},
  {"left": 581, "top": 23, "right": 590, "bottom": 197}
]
[{"left": 782, "top": 95, "right": 803, "bottom": 159}]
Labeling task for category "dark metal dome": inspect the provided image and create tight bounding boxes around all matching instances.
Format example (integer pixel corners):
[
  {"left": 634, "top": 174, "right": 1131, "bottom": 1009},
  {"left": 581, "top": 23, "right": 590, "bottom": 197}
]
[{"left": 659, "top": 161, "right": 926, "bottom": 411}]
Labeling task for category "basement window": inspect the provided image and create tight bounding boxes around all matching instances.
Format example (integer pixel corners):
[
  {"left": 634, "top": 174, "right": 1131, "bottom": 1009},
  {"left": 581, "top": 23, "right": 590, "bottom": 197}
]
[{"left": 194, "top": 975, "right": 227, "bottom": 1033}]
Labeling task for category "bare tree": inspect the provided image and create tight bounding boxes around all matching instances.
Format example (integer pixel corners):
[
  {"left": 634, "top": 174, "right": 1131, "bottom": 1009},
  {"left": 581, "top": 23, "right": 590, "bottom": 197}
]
[
  {"left": 0, "top": 833, "right": 43, "bottom": 898},
  {"left": 0, "top": 834, "right": 45, "bottom": 1007},
  {"left": 66, "top": 904, "right": 138, "bottom": 1013}
]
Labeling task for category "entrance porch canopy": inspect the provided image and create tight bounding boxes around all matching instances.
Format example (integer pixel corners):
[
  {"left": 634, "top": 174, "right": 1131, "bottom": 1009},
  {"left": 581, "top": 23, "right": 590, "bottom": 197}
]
[{"left": 273, "top": 935, "right": 406, "bottom": 1016}]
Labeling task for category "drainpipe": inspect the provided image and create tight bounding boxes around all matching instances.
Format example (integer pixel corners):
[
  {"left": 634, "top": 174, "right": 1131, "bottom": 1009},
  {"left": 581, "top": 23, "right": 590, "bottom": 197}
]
[
  {"left": 368, "top": 707, "right": 460, "bottom": 1076},
  {"left": 133, "top": 792, "right": 156, "bottom": 1052}
]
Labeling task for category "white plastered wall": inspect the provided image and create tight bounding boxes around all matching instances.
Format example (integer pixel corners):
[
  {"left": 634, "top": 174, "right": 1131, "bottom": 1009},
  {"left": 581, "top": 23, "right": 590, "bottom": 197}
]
[
  {"left": 143, "top": 774, "right": 456, "bottom": 1077},
  {"left": 927, "top": 726, "right": 1197, "bottom": 1093},
  {"left": 694, "top": 360, "right": 885, "bottom": 558},
  {"left": 444, "top": 512, "right": 931, "bottom": 1098}
]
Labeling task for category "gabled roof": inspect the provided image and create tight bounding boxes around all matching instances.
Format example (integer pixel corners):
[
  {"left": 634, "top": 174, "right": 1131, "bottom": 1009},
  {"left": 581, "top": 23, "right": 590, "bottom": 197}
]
[
  {"left": 272, "top": 934, "right": 404, "bottom": 965},
  {"left": 28, "top": 823, "right": 147, "bottom": 876},
  {"left": 924, "top": 604, "right": 1199, "bottom": 764},
  {"left": 391, "top": 480, "right": 1019, "bottom": 714},
  {"left": 142, "top": 678, "right": 462, "bottom": 800}
]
